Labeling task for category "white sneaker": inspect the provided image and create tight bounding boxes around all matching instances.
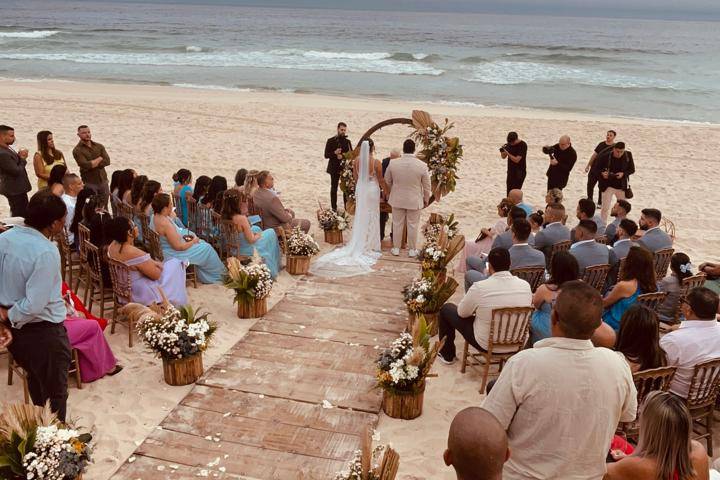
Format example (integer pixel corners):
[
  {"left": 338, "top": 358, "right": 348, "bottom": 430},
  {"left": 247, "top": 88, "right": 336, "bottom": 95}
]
[
  {"left": 408, "top": 249, "right": 418, "bottom": 258},
  {"left": 438, "top": 354, "right": 456, "bottom": 365},
  {"left": 391, "top": 247, "right": 400, "bottom": 256}
]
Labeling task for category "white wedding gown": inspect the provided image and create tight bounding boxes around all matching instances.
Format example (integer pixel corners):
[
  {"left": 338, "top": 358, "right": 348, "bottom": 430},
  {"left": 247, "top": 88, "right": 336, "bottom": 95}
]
[{"left": 310, "top": 141, "right": 381, "bottom": 277}]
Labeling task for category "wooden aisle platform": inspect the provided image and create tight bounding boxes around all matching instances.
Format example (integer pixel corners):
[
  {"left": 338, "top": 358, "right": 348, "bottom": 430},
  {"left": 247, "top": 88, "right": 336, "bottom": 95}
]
[{"left": 111, "top": 253, "right": 419, "bottom": 479}]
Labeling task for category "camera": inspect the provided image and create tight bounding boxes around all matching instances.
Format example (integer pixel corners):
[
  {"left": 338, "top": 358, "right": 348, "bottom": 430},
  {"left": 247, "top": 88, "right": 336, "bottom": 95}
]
[
  {"left": 499, "top": 144, "right": 509, "bottom": 153},
  {"left": 542, "top": 145, "right": 556, "bottom": 158}
]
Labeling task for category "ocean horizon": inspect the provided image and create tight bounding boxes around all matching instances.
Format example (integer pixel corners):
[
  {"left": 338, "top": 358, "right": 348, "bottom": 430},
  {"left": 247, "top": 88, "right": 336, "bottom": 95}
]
[{"left": 2, "top": 0, "right": 719, "bottom": 123}]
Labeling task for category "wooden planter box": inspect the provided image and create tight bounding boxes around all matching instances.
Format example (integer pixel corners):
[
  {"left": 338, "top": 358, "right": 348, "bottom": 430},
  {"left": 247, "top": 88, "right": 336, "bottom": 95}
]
[
  {"left": 287, "top": 255, "right": 311, "bottom": 275},
  {"left": 237, "top": 297, "right": 268, "bottom": 319},
  {"left": 408, "top": 311, "right": 439, "bottom": 336},
  {"left": 162, "top": 353, "right": 203, "bottom": 386},
  {"left": 324, "top": 229, "right": 343, "bottom": 245},
  {"left": 382, "top": 382, "right": 425, "bottom": 419}
]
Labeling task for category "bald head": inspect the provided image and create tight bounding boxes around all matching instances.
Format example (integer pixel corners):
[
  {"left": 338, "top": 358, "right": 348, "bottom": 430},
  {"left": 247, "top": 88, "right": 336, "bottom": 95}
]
[
  {"left": 444, "top": 407, "right": 508, "bottom": 480},
  {"left": 508, "top": 189, "right": 523, "bottom": 204},
  {"left": 558, "top": 135, "right": 571, "bottom": 150}
]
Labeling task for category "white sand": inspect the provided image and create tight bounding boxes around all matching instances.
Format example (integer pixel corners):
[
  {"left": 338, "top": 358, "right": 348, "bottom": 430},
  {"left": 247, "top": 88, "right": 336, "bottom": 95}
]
[{"left": 1, "top": 79, "right": 719, "bottom": 479}]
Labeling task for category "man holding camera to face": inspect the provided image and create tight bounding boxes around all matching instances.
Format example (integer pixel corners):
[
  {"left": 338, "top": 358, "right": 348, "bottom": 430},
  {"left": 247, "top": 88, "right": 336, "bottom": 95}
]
[
  {"left": 543, "top": 135, "right": 577, "bottom": 192},
  {"left": 500, "top": 131, "right": 528, "bottom": 196}
]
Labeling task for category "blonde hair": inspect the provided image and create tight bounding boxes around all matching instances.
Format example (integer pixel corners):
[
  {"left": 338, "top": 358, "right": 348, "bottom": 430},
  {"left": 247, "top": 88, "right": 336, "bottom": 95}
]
[
  {"left": 243, "top": 170, "right": 260, "bottom": 197},
  {"left": 546, "top": 188, "right": 563, "bottom": 204},
  {"left": 635, "top": 391, "right": 695, "bottom": 480}
]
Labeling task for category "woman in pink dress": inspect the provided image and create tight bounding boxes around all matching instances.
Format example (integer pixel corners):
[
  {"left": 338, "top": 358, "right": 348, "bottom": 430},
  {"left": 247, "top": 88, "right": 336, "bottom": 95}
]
[{"left": 456, "top": 198, "right": 513, "bottom": 273}]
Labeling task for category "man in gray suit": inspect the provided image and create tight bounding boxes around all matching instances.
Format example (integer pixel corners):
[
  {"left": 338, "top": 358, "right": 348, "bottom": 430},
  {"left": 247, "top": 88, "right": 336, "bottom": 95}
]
[
  {"left": 604, "top": 199, "right": 631, "bottom": 244},
  {"left": 491, "top": 206, "right": 532, "bottom": 250},
  {"left": 607, "top": 218, "right": 638, "bottom": 288},
  {"left": 570, "top": 220, "right": 613, "bottom": 277},
  {"left": 637, "top": 208, "right": 673, "bottom": 253},
  {"left": 533, "top": 203, "right": 571, "bottom": 267},
  {"left": 571, "top": 198, "right": 605, "bottom": 242}
]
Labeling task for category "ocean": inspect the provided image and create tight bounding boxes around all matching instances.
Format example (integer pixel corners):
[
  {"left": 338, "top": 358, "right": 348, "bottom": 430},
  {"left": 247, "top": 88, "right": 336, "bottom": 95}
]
[{"left": 1, "top": 0, "right": 719, "bottom": 123}]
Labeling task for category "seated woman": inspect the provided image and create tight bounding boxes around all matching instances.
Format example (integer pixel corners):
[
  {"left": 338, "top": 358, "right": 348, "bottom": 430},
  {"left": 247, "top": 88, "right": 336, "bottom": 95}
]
[
  {"left": 47, "top": 164, "right": 67, "bottom": 197},
  {"left": 220, "top": 190, "right": 280, "bottom": 278},
  {"left": 657, "top": 252, "right": 693, "bottom": 324},
  {"left": 604, "top": 391, "right": 708, "bottom": 480},
  {"left": 62, "top": 282, "right": 122, "bottom": 383},
  {"left": 614, "top": 305, "right": 666, "bottom": 373},
  {"left": 530, "top": 251, "right": 579, "bottom": 345},
  {"left": 173, "top": 168, "right": 194, "bottom": 227},
  {"left": 457, "top": 198, "right": 513, "bottom": 274},
  {"left": 106, "top": 216, "right": 188, "bottom": 306},
  {"left": 116, "top": 168, "right": 135, "bottom": 205},
  {"left": 602, "top": 246, "right": 657, "bottom": 331},
  {"left": 69, "top": 187, "right": 96, "bottom": 249},
  {"left": 150, "top": 193, "right": 225, "bottom": 284},
  {"left": 202, "top": 175, "right": 227, "bottom": 211},
  {"left": 529, "top": 211, "right": 544, "bottom": 234}
]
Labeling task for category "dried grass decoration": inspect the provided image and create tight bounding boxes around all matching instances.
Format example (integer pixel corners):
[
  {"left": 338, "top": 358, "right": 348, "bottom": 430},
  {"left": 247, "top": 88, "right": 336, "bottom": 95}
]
[
  {"left": 0, "top": 403, "right": 92, "bottom": 480},
  {"left": 333, "top": 427, "right": 400, "bottom": 480},
  {"left": 376, "top": 316, "right": 444, "bottom": 419},
  {"left": 224, "top": 255, "right": 273, "bottom": 318},
  {"left": 418, "top": 213, "right": 464, "bottom": 282},
  {"left": 403, "top": 270, "right": 458, "bottom": 335}
]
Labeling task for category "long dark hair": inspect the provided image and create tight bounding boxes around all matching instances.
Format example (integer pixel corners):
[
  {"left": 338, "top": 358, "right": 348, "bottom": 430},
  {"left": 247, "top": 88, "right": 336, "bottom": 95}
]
[
  {"left": 622, "top": 246, "right": 657, "bottom": 293},
  {"left": 36, "top": 130, "right": 62, "bottom": 165},
  {"left": 192, "top": 175, "right": 212, "bottom": 202},
  {"left": 234, "top": 168, "right": 247, "bottom": 188},
  {"left": 203, "top": 176, "right": 227, "bottom": 207},
  {"left": 70, "top": 188, "right": 96, "bottom": 238},
  {"left": 548, "top": 251, "right": 579, "bottom": 286},
  {"left": 130, "top": 175, "right": 148, "bottom": 206},
  {"left": 109, "top": 170, "right": 122, "bottom": 194},
  {"left": 670, "top": 252, "right": 693, "bottom": 283},
  {"left": 106, "top": 216, "right": 133, "bottom": 244},
  {"left": 220, "top": 190, "right": 242, "bottom": 220},
  {"left": 139, "top": 180, "right": 161, "bottom": 211},
  {"left": 116, "top": 169, "right": 135, "bottom": 202},
  {"left": 47, "top": 164, "right": 67, "bottom": 188},
  {"left": 173, "top": 169, "right": 192, "bottom": 185},
  {"left": 616, "top": 305, "right": 666, "bottom": 371}
]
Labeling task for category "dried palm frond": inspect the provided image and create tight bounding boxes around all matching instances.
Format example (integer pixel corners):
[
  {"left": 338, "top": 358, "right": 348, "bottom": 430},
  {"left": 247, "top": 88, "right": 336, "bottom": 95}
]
[
  {"left": 411, "top": 110, "right": 434, "bottom": 132},
  {"left": 0, "top": 403, "right": 56, "bottom": 441},
  {"left": 443, "top": 234, "right": 465, "bottom": 265}
]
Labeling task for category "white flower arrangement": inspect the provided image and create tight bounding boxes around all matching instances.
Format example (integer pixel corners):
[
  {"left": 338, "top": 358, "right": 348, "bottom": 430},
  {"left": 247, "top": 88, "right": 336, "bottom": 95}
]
[
  {"left": 137, "top": 305, "right": 216, "bottom": 360},
  {"left": 334, "top": 444, "right": 386, "bottom": 480},
  {"left": 318, "top": 208, "right": 349, "bottom": 232},
  {"left": 418, "top": 241, "right": 446, "bottom": 270},
  {"left": 286, "top": 227, "right": 320, "bottom": 257},
  {"left": 402, "top": 277, "right": 432, "bottom": 313},
  {"left": 224, "top": 256, "right": 273, "bottom": 302},
  {"left": 21, "top": 424, "right": 92, "bottom": 480}
]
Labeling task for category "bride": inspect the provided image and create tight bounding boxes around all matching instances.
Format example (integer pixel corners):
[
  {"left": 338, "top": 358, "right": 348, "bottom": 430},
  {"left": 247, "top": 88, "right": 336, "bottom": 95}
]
[{"left": 310, "top": 139, "right": 388, "bottom": 277}]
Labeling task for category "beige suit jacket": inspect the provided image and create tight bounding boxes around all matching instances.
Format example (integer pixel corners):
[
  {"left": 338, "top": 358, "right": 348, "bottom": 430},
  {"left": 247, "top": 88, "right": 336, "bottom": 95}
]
[
  {"left": 253, "top": 188, "right": 292, "bottom": 229},
  {"left": 384, "top": 154, "right": 431, "bottom": 210}
]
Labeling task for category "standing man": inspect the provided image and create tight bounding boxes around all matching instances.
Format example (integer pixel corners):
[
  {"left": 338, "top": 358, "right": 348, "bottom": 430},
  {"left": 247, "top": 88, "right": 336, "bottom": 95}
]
[
  {"left": 500, "top": 131, "right": 528, "bottom": 196},
  {"left": 0, "top": 191, "right": 71, "bottom": 421},
  {"left": 595, "top": 142, "right": 635, "bottom": 223},
  {"left": 385, "top": 139, "right": 431, "bottom": 257},
  {"left": 73, "top": 125, "right": 111, "bottom": 209},
  {"left": 543, "top": 135, "right": 577, "bottom": 192},
  {"left": 380, "top": 147, "right": 401, "bottom": 241},
  {"left": 323, "top": 122, "right": 353, "bottom": 212},
  {"left": 0, "top": 125, "right": 32, "bottom": 218},
  {"left": 585, "top": 130, "right": 616, "bottom": 207}
]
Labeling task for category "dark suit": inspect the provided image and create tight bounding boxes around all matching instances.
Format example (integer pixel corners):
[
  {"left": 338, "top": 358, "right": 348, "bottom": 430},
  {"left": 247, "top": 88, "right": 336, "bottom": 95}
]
[
  {"left": 380, "top": 157, "right": 391, "bottom": 240},
  {"left": 323, "top": 135, "right": 353, "bottom": 211},
  {"left": 0, "top": 146, "right": 32, "bottom": 217},
  {"left": 546, "top": 144, "right": 577, "bottom": 191}
]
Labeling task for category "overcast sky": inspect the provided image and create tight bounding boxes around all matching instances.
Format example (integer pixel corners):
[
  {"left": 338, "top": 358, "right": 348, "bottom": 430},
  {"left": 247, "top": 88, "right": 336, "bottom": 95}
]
[{"left": 127, "top": 0, "right": 720, "bottom": 20}]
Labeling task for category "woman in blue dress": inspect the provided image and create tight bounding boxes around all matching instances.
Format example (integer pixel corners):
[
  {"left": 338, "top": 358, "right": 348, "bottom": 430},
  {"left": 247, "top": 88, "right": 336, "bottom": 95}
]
[
  {"left": 602, "top": 246, "right": 657, "bottom": 331},
  {"left": 219, "top": 190, "right": 281, "bottom": 278},
  {"left": 530, "top": 251, "right": 579, "bottom": 345},
  {"left": 173, "top": 169, "right": 193, "bottom": 227},
  {"left": 150, "top": 193, "right": 225, "bottom": 284}
]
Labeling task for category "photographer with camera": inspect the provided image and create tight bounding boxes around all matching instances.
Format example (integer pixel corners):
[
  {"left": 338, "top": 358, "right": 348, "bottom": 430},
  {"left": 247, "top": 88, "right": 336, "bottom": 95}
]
[
  {"left": 595, "top": 141, "right": 635, "bottom": 223},
  {"left": 500, "top": 131, "right": 528, "bottom": 195},
  {"left": 543, "top": 135, "right": 577, "bottom": 192},
  {"left": 585, "top": 130, "right": 616, "bottom": 207}
]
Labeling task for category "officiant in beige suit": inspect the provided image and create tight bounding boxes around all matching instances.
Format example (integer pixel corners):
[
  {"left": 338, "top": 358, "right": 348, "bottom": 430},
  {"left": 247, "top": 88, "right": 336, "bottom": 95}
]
[{"left": 384, "top": 139, "right": 431, "bottom": 257}]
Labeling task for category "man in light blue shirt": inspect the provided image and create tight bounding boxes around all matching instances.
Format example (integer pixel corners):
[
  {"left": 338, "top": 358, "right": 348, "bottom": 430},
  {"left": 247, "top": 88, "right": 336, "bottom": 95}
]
[
  {"left": 0, "top": 191, "right": 71, "bottom": 421},
  {"left": 508, "top": 189, "right": 534, "bottom": 218}
]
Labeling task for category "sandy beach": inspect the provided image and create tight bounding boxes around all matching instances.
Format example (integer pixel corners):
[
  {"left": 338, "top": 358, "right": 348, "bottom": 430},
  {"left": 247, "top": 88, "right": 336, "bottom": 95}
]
[{"left": 1, "top": 78, "right": 719, "bottom": 479}]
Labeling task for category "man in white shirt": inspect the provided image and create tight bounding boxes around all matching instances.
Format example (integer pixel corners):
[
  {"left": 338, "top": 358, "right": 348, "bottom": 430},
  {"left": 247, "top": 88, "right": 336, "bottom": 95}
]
[
  {"left": 660, "top": 287, "right": 720, "bottom": 398},
  {"left": 60, "top": 173, "right": 84, "bottom": 245},
  {"left": 482, "top": 281, "right": 637, "bottom": 480},
  {"left": 438, "top": 248, "right": 532, "bottom": 363}
]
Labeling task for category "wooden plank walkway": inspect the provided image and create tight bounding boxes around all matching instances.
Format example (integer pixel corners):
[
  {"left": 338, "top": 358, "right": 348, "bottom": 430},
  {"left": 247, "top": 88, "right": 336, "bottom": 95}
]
[{"left": 111, "top": 253, "right": 418, "bottom": 480}]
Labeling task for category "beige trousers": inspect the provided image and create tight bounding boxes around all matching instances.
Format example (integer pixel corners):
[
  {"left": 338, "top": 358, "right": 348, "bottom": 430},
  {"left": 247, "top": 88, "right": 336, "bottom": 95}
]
[
  {"left": 392, "top": 208, "right": 421, "bottom": 249},
  {"left": 601, "top": 187, "right": 626, "bottom": 223}
]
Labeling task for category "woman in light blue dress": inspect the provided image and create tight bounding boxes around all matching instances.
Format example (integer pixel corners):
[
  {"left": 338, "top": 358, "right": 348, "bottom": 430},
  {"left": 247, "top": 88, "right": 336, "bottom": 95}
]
[
  {"left": 219, "top": 190, "right": 281, "bottom": 278},
  {"left": 105, "top": 216, "right": 188, "bottom": 306},
  {"left": 529, "top": 251, "right": 578, "bottom": 345},
  {"left": 173, "top": 169, "right": 193, "bottom": 227},
  {"left": 150, "top": 193, "right": 226, "bottom": 284},
  {"left": 602, "top": 246, "right": 656, "bottom": 331}
]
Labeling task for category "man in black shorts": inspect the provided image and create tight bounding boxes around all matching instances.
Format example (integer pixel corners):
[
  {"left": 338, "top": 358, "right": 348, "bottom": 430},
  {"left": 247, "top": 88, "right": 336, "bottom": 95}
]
[
  {"left": 584, "top": 130, "right": 616, "bottom": 207},
  {"left": 500, "top": 131, "right": 528, "bottom": 196}
]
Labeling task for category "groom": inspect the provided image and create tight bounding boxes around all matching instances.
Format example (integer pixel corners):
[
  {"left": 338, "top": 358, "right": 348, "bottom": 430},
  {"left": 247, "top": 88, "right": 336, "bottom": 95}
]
[{"left": 385, "top": 139, "right": 431, "bottom": 257}]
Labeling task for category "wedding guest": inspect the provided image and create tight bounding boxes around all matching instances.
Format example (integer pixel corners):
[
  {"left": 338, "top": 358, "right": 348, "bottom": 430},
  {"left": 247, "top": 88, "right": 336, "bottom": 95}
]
[
  {"left": 380, "top": 148, "right": 401, "bottom": 241},
  {"left": 61, "top": 173, "right": 84, "bottom": 245},
  {"left": 615, "top": 305, "right": 666, "bottom": 372},
  {"left": 533, "top": 203, "right": 571, "bottom": 266},
  {"left": 202, "top": 175, "right": 227, "bottom": 210},
  {"left": 585, "top": 129, "right": 616, "bottom": 207},
  {"left": 233, "top": 168, "right": 248, "bottom": 192},
  {"left": 570, "top": 219, "right": 613, "bottom": 277},
  {"left": 192, "top": 175, "right": 212, "bottom": 203},
  {"left": 491, "top": 206, "right": 529, "bottom": 250},
  {"left": 457, "top": 198, "right": 513, "bottom": 274},
  {"left": 530, "top": 251, "right": 579, "bottom": 345},
  {"left": 482, "top": 281, "right": 637, "bottom": 480},
  {"left": 545, "top": 188, "right": 563, "bottom": 207},
  {"left": 612, "top": 219, "right": 638, "bottom": 260},
  {"left": 544, "top": 135, "right": 577, "bottom": 191},
  {"left": 0, "top": 192, "right": 71, "bottom": 421},
  {"left": 73, "top": 125, "right": 111, "bottom": 209},
  {"left": 660, "top": 287, "right": 720, "bottom": 398},
  {"left": 637, "top": 208, "right": 673, "bottom": 253},
  {"left": 603, "top": 246, "right": 657, "bottom": 331},
  {"left": 220, "top": 190, "right": 281, "bottom": 278},
  {"left": 32, "top": 130, "right": 66, "bottom": 190},
  {"left": 604, "top": 391, "right": 709, "bottom": 480},
  {"left": 324, "top": 122, "right": 353, "bottom": 211},
  {"left": 69, "top": 188, "right": 96, "bottom": 246},
  {"left": 528, "top": 211, "right": 543, "bottom": 234},
  {"left": 604, "top": 199, "right": 631, "bottom": 244},
  {"left": 501, "top": 131, "right": 528, "bottom": 195},
  {"left": 656, "top": 252, "right": 694, "bottom": 324},
  {"left": 253, "top": 170, "right": 310, "bottom": 233},
  {"left": 508, "top": 189, "right": 533, "bottom": 217},
  {"left": 0, "top": 125, "right": 32, "bottom": 217},
  {"left": 47, "top": 164, "right": 67, "bottom": 196},
  {"left": 106, "top": 216, "right": 188, "bottom": 306},
  {"left": 438, "top": 248, "right": 532, "bottom": 364},
  {"left": 596, "top": 142, "right": 635, "bottom": 223},
  {"left": 114, "top": 168, "right": 135, "bottom": 206},
  {"left": 699, "top": 262, "right": 720, "bottom": 296},
  {"left": 137, "top": 180, "right": 162, "bottom": 216},
  {"left": 444, "top": 407, "right": 509, "bottom": 480},
  {"left": 129, "top": 175, "right": 147, "bottom": 208},
  {"left": 243, "top": 170, "right": 260, "bottom": 198},
  {"left": 173, "top": 168, "right": 193, "bottom": 227},
  {"left": 150, "top": 193, "right": 225, "bottom": 284},
  {"left": 571, "top": 198, "right": 605, "bottom": 241}
]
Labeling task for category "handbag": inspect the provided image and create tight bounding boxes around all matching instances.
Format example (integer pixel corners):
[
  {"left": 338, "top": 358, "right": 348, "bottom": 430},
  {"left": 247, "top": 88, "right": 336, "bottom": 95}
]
[{"left": 625, "top": 181, "right": 634, "bottom": 199}]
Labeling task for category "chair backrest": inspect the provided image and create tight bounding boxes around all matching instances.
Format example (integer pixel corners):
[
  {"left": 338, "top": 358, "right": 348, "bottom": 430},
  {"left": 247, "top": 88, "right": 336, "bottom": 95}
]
[
  {"left": 84, "top": 240, "right": 104, "bottom": 287},
  {"left": 108, "top": 258, "right": 133, "bottom": 304},
  {"left": 549, "top": 240, "right": 572, "bottom": 266},
  {"left": 510, "top": 267, "right": 545, "bottom": 293},
  {"left": 57, "top": 228, "right": 72, "bottom": 258},
  {"left": 110, "top": 194, "right": 120, "bottom": 217},
  {"left": 77, "top": 224, "right": 91, "bottom": 263},
  {"left": 653, "top": 248, "right": 674, "bottom": 280},
  {"left": 633, "top": 366, "right": 676, "bottom": 408},
  {"left": 273, "top": 226, "right": 287, "bottom": 254},
  {"left": 687, "top": 358, "right": 720, "bottom": 409},
  {"left": 196, "top": 204, "right": 213, "bottom": 241},
  {"left": 117, "top": 201, "right": 135, "bottom": 221},
  {"left": 135, "top": 211, "right": 151, "bottom": 241},
  {"left": 186, "top": 197, "right": 198, "bottom": 232},
  {"left": 145, "top": 228, "right": 164, "bottom": 261},
  {"left": 637, "top": 292, "right": 669, "bottom": 312},
  {"left": 595, "top": 235, "right": 608, "bottom": 245},
  {"left": 488, "top": 307, "right": 534, "bottom": 353},
  {"left": 219, "top": 219, "right": 241, "bottom": 260},
  {"left": 582, "top": 264, "right": 611, "bottom": 291}
]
